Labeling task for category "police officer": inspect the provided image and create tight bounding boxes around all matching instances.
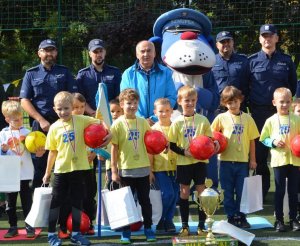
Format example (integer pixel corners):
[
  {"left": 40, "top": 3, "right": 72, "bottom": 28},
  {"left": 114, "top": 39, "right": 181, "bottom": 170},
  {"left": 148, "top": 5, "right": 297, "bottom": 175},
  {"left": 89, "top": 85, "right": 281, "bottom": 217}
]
[
  {"left": 212, "top": 31, "right": 249, "bottom": 113},
  {"left": 76, "top": 39, "right": 121, "bottom": 116},
  {"left": 20, "top": 39, "right": 77, "bottom": 189},
  {"left": 248, "top": 24, "right": 298, "bottom": 200}
]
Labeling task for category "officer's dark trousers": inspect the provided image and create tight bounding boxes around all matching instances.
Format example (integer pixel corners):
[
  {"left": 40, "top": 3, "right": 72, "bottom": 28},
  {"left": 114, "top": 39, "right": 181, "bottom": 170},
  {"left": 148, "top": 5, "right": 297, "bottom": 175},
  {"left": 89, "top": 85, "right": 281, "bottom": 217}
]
[{"left": 251, "top": 105, "right": 276, "bottom": 200}]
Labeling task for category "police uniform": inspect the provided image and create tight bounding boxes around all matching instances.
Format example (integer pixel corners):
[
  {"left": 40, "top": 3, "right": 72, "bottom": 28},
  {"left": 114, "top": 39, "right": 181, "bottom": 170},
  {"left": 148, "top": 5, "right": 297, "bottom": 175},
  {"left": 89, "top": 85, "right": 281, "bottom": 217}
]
[
  {"left": 76, "top": 64, "right": 121, "bottom": 110},
  {"left": 248, "top": 49, "right": 297, "bottom": 199},
  {"left": 212, "top": 53, "right": 249, "bottom": 96},
  {"left": 20, "top": 61, "right": 77, "bottom": 189}
]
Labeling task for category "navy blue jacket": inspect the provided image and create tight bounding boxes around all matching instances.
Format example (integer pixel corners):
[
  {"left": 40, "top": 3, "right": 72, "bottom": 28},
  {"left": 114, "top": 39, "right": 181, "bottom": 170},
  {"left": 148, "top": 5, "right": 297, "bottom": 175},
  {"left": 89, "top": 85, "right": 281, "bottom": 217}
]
[
  {"left": 248, "top": 50, "right": 297, "bottom": 105},
  {"left": 76, "top": 64, "right": 121, "bottom": 110},
  {"left": 20, "top": 64, "right": 77, "bottom": 119},
  {"left": 212, "top": 53, "right": 249, "bottom": 98}
]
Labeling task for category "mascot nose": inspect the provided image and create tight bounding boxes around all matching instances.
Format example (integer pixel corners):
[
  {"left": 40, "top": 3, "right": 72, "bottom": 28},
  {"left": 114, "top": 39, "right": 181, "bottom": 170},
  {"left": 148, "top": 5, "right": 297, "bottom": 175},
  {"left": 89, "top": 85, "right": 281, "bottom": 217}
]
[{"left": 181, "top": 32, "right": 198, "bottom": 40}]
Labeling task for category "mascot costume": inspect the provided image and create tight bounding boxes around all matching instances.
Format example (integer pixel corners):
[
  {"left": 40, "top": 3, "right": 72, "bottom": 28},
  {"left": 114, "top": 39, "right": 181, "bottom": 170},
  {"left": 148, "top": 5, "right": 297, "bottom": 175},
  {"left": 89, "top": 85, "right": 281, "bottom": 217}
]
[{"left": 153, "top": 8, "right": 220, "bottom": 188}]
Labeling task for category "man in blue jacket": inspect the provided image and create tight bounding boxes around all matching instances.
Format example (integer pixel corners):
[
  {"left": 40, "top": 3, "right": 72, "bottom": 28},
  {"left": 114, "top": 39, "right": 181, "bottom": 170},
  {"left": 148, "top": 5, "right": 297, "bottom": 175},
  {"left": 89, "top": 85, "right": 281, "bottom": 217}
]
[{"left": 120, "top": 40, "right": 177, "bottom": 125}]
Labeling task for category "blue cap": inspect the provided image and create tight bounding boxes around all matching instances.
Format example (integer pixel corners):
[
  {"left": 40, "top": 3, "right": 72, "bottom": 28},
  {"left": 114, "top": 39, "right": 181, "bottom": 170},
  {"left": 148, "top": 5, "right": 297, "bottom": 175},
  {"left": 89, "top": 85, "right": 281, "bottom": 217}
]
[
  {"left": 216, "top": 31, "right": 233, "bottom": 42},
  {"left": 260, "top": 24, "right": 277, "bottom": 35},
  {"left": 38, "top": 39, "right": 57, "bottom": 49},
  {"left": 88, "top": 39, "right": 105, "bottom": 51}
]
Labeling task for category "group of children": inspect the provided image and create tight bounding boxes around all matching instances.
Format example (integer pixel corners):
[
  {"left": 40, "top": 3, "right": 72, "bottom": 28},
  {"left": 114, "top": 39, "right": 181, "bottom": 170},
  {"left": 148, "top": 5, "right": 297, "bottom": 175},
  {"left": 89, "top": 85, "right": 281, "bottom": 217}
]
[{"left": 1, "top": 84, "right": 300, "bottom": 246}]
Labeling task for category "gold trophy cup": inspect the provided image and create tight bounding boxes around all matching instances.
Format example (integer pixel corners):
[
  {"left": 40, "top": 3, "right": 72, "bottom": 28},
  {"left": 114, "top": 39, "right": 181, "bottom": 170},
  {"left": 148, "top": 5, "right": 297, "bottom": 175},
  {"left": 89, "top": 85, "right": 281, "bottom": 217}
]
[{"left": 194, "top": 179, "right": 224, "bottom": 245}]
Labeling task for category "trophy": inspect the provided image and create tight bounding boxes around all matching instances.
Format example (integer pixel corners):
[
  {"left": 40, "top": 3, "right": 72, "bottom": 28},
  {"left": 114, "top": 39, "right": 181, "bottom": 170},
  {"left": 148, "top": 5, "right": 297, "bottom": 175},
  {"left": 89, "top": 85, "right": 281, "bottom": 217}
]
[{"left": 194, "top": 179, "right": 224, "bottom": 245}]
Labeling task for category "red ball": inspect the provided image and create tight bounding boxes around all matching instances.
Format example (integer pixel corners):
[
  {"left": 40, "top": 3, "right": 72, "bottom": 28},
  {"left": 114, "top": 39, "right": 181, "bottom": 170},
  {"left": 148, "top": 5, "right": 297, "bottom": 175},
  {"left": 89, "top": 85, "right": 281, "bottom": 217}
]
[
  {"left": 130, "top": 221, "right": 143, "bottom": 231},
  {"left": 66, "top": 212, "right": 90, "bottom": 234},
  {"left": 213, "top": 131, "right": 228, "bottom": 154},
  {"left": 144, "top": 130, "right": 168, "bottom": 155},
  {"left": 84, "top": 123, "right": 108, "bottom": 148},
  {"left": 291, "top": 135, "right": 300, "bottom": 157},
  {"left": 190, "top": 135, "right": 215, "bottom": 160}
]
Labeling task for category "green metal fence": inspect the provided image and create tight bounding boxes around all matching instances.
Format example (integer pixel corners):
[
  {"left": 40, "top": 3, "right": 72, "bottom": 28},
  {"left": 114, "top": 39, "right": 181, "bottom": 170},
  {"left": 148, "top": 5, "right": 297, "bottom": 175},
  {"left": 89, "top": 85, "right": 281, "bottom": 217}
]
[{"left": 1, "top": 0, "right": 299, "bottom": 88}]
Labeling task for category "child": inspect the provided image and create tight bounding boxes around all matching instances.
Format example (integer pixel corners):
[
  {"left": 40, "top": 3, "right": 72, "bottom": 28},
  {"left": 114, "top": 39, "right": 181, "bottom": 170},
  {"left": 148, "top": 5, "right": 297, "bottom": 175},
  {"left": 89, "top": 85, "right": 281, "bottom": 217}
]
[
  {"left": 0, "top": 100, "right": 45, "bottom": 238},
  {"left": 105, "top": 98, "right": 123, "bottom": 189},
  {"left": 43, "top": 91, "right": 111, "bottom": 246},
  {"left": 111, "top": 89, "right": 156, "bottom": 244},
  {"left": 211, "top": 86, "right": 259, "bottom": 228},
  {"left": 57, "top": 92, "right": 97, "bottom": 239},
  {"left": 168, "top": 85, "right": 219, "bottom": 236},
  {"left": 149, "top": 98, "right": 179, "bottom": 233},
  {"left": 73, "top": 92, "right": 97, "bottom": 235},
  {"left": 292, "top": 98, "right": 300, "bottom": 221},
  {"left": 260, "top": 87, "right": 300, "bottom": 232}
]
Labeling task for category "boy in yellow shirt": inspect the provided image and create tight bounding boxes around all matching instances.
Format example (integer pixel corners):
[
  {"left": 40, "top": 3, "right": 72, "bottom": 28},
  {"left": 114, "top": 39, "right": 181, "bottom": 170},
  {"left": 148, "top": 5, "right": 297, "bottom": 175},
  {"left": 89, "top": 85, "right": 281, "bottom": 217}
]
[
  {"left": 43, "top": 91, "right": 111, "bottom": 246},
  {"left": 149, "top": 98, "right": 178, "bottom": 233},
  {"left": 111, "top": 89, "right": 156, "bottom": 244},
  {"left": 260, "top": 87, "right": 300, "bottom": 232},
  {"left": 168, "top": 85, "right": 219, "bottom": 236}
]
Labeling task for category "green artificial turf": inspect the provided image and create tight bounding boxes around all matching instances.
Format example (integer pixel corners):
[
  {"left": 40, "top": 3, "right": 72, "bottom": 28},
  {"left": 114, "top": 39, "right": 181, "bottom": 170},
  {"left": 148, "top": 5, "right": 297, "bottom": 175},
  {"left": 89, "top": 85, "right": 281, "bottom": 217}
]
[{"left": 1, "top": 166, "right": 300, "bottom": 245}]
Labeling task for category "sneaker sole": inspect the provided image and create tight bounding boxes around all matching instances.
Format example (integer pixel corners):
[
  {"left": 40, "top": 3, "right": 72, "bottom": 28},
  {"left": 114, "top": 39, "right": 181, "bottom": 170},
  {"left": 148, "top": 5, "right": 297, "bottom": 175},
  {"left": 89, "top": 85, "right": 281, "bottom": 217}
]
[{"left": 120, "top": 240, "right": 131, "bottom": 244}]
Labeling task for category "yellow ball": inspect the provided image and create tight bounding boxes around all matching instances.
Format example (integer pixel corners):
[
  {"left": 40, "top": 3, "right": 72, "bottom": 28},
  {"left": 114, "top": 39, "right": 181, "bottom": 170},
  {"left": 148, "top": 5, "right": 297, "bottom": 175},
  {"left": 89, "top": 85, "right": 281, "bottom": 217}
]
[{"left": 25, "top": 131, "right": 46, "bottom": 153}]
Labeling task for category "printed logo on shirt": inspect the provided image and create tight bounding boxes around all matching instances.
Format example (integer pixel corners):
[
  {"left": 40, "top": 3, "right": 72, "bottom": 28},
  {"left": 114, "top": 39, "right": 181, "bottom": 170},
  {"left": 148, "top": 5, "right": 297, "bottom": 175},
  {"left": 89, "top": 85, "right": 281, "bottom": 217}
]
[
  {"left": 277, "top": 62, "right": 287, "bottom": 66},
  {"left": 279, "top": 125, "right": 290, "bottom": 135},
  {"left": 184, "top": 127, "right": 196, "bottom": 139},
  {"left": 55, "top": 74, "right": 65, "bottom": 78},
  {"left": 104, "top": 75, "right": 114, "bottom": 80},
  {"left": 232, "top": 124, "right": 244, "bottom": 134},
  {"left": 62, "top": 130, "right": 75, "bottom": 143},
  {"left": 128, "top": 130, "right": 139, "bottom": 140}
]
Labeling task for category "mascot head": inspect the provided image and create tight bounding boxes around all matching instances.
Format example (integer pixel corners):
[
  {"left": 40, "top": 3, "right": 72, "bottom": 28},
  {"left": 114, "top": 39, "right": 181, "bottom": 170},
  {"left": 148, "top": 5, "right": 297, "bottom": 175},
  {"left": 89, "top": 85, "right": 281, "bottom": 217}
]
[{"left": 153, "top": 8, "right": 215, "bottom": 76}]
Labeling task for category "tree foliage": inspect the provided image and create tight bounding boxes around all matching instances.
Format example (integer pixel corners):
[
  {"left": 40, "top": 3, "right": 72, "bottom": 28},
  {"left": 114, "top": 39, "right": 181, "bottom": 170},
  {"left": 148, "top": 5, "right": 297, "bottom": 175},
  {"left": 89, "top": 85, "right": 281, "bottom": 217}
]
[{"left": 0, "top": 0, "right": 299, "bottom": 85}]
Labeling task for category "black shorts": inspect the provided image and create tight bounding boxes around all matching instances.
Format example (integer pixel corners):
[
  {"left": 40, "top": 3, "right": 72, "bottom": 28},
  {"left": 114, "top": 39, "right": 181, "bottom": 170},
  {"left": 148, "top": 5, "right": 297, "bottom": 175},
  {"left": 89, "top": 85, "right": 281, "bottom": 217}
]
[{"left": 176, "top": 162, "right": 207, "bottom": 186}]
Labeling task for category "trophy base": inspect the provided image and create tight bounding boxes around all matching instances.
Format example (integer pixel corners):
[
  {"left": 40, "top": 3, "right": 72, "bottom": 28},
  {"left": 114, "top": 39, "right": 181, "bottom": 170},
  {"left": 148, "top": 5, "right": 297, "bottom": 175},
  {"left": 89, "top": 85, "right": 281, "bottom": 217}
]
[{"left": 172, "top": 235, "right": 238, "bottom": 246}]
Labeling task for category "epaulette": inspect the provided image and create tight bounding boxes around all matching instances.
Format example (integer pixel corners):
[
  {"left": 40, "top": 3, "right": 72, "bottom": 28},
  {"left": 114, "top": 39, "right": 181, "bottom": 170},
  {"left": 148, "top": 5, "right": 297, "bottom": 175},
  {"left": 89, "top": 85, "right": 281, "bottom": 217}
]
[
  {"left": 247, "top": 52, "right": 259, "bottom": 59},
  {"left": 78, "top": 66, "right": 90, "bottom": 73},
  {"left": 26, "top": 65, "right": 40, "bottom": 72}
]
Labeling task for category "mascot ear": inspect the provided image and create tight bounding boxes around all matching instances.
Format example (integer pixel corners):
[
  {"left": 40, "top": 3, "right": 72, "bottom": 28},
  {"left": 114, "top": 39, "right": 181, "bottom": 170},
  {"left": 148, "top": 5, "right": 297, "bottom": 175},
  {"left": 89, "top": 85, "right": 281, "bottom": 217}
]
[
  {"left": 148, "top": 36, "right": 163, "bottom": 44},
  {"left": 195, "top": 88, "right": 213, "bottom": 111}
]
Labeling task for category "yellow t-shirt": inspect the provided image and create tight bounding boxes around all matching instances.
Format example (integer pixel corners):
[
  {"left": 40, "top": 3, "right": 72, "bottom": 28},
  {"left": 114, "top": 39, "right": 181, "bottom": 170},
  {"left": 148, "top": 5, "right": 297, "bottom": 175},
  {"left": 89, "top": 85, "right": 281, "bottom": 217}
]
[
  {"left": 168, "top": 114, "right": 212, "bottom": 165},
  {"left": 46, "top": 115, "right": 99, "bottom": 173},
  {"left": 151, "top": 123, "right": 177, "bottom": 172},
  {"left": 260, "top": 113, "right": 300, "bottom": 167},
  {"left": 211, "top": 112, "right": 260, "bottom": 162},
  {"left": 111, "top": 115, "right": 151, "bottom": 170}
]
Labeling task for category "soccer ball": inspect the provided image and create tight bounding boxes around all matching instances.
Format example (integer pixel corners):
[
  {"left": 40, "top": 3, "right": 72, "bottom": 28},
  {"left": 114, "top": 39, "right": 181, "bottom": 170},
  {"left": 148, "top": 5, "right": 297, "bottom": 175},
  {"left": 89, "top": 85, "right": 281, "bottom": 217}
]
[
  {"left": 130, "top": 221, "right": 143, "bottom": 231},
  {"left": 84, "top": 123, "right": 108, "bottom": 148},
  {"left": 25, "top": 131, "right": 46, "bottom": 153},
  {"left": 291, "top": 135, "right": 300, "bottom": 157},
  {"left": 144, "top": 130, "right": 168, "bottom": 155},
  {"left": 189, "top": 135, "right": 215, "bottom": 160},
  {"left": 66, "top": 212, "right": 90, "bottom": 234},
  {"left": 212, "top": 131, "right": 228, "bottom": 154}
]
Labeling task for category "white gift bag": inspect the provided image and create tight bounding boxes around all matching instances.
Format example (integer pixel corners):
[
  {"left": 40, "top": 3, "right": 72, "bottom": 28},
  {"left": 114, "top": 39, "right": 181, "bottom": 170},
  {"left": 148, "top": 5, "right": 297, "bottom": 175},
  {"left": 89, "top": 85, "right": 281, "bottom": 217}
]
[
  {"left": 0, "top": 156, "right": 21, "bottom": 192},
  {"left": 137, "top": 186, "right": 163, "bottom": 225},
  {"left": 240, "top": 175, "right": 263, "bottom": 214},
  {"left": 25, "top": 186, "right": 52, "bottom": 227},
  {"left": 102, "top": 186, "right": 141, "bottom": 230}
]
